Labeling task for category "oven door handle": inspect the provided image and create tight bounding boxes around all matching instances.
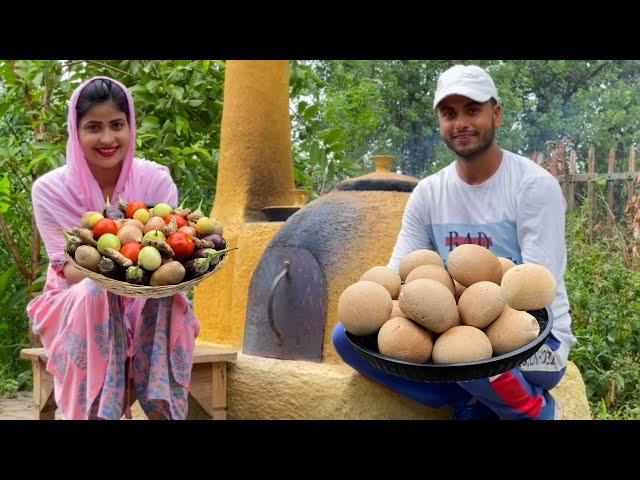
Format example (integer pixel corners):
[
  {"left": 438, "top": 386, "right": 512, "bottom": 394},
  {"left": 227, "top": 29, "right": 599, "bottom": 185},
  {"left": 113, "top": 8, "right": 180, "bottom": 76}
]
[{"left": 267, "top": 260, "right": 290, "bottom": 345}]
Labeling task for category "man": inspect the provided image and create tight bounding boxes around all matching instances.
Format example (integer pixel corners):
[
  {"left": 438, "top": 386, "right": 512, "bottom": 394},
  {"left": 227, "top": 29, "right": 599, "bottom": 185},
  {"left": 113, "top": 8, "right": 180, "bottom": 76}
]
[{"left": 333, "top": 65, "right": 577, "bottom": 420}]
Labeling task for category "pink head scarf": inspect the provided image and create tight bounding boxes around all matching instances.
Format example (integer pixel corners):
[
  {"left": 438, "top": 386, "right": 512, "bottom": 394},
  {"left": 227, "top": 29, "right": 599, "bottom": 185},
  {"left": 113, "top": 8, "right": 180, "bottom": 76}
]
[
  {"left": 65, "top": 76, "right": 138, "bottom": 213},
  {"left": 32, "top": 76, "right": 178, "bottom": 269}
]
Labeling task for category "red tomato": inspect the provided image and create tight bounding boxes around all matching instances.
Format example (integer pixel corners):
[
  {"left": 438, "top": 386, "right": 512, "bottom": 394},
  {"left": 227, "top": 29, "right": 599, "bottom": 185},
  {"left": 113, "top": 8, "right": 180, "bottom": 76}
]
[
  {"left": 92, "top": 218, "right": 119, "bottom": 239},
  {"left": 126, "top": 201, "right": 148, "bottom": 219},
  {"left": 120, "top": 242, "right": 143, "bottom": 263},
  {"left": 165, "top": 214, "right": 187, "bottom": 228},
  {"left": 178, "top": 226, "right": 197, "bottom": 237},
  {"left": 167, "top": 232, "right": 195, "bottom": 261}
]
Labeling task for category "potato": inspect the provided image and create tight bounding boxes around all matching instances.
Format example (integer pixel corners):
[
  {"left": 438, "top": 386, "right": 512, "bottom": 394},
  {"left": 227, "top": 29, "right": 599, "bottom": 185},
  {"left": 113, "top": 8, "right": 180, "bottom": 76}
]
[
  {"left": 150, "top": 261, "right": 186, "bottom": 286},
  {"left": 74, "top": 245, "right": 102, "bottom": 272}
]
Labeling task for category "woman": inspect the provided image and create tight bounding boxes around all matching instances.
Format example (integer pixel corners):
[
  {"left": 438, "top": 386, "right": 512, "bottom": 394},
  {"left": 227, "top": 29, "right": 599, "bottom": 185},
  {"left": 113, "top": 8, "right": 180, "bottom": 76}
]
[{"left": 27, "top": 76, "right": 200, "bottom": 420}]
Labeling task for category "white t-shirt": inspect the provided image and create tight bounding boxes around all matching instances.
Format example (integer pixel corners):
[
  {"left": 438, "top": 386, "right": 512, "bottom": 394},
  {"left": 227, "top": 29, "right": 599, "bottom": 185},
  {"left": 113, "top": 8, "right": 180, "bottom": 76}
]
[{"left": 388, "top": 149, "right": 578, "bottom": 348}]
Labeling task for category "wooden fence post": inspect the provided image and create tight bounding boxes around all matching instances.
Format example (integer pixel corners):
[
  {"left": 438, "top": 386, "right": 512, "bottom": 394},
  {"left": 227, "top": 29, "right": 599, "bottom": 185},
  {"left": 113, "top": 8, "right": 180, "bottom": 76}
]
[
  {"left": 628, "top": 145, "right": 637, "bottom": 207},
  {"left": 549, "top": 149, "right": 558, "bottom": 176},
  {"left": 568, "top": 150, "right": 577, "bottom": 213},
  {"left": 536, "top": 144, "right": 639, "bottom": 242},
  {"left": 559, "top": 144, "right": 568, "bottom": 201},
  {"left": 588, "top": 147, "right": 596, "bottom": 242},
  {"left": 533, "top": 152, "right": 542, "bottom": 166},
  {"left": 608, "top": 147, "right": 617, "bottom": 228},
  {"left": 626, "top": 146, "right": 638, "bottom": 259}
]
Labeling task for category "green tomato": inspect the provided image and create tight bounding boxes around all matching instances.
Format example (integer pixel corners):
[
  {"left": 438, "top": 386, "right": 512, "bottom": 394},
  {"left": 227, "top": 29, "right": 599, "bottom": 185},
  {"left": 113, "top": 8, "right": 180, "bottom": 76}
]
[
  {"left": 88, "top": 213, "right": 105, "bottom": 228},
  {"left": 152, "top": 203, "right": 173, "bottom": 219},
  {"left": 143, "top": 230, "right": 166, "bottom": 243},
  {"left": 138, "top": 246, "right": 162, "bottom": 271},
  {"left": 133, "top": 208, "right": 150, "bottom": 224},
  {"left": 196, "top": 217, "right": 217, "bottom": 236},
  {"left": 81, "top": 211, "right": 104, "bottom": 229},
  {"left": 97, "top": 233, "right": 121, "bottom": 254}
]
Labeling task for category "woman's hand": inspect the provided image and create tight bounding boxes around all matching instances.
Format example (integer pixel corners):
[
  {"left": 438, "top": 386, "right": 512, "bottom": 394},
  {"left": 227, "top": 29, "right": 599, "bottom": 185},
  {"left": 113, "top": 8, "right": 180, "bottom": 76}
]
[{"left": 63, "top": 262, "right": 86, "bottom": 285}]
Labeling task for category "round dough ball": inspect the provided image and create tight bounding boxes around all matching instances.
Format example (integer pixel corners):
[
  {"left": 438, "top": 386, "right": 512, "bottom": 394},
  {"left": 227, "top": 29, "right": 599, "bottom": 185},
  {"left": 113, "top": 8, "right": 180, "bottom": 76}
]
[
  {"left": 399, "top": 249, "right": 444, "bottom": 281},
  {"left": 501, "top": 263, "right": 557, "bottom": 311},
  {"left": 432, "top": 326, "right": 493, "bottom": 364},
  {"left": 360, "top": 266, "right": 402, "bottom": 299},
  {"left": 447, "top": 244, "right": 502, "bottom": 287},
  {"left": 458, "top": 281, "right": 505, "bottom": 329},
  {"left": 485, "top": 307, "right": 541, "bottom": 355},
  {"left": 398, "top": 279, "right": 459, "bottom": 333},
  {"left": 405, "top": 264, "right": 455, "bottom": 295},
  {"left": 338, "top": 281, "right": 392, "bottom": 336},
  {"left": 377, "top": 317, "right": 433, "bottom": 363}
]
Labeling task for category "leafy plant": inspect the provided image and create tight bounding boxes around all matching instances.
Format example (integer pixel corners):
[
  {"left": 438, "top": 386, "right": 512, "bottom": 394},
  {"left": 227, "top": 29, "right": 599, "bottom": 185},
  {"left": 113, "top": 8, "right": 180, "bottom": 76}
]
[{"left": 566, "top": 201, "right": 640, "bottom": 419}]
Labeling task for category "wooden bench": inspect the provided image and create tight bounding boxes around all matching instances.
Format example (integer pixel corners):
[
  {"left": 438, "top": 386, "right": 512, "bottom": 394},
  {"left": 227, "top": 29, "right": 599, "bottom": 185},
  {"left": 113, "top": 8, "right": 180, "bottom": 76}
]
[{"left": 20, "top": 344, "right": 237, "bottom": 420}]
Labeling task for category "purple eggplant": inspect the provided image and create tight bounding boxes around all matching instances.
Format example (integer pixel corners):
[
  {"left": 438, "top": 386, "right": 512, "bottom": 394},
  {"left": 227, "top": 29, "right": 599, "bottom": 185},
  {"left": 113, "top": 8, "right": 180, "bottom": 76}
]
[
  {"left": 201, "top": 233, "right": 226, "bottom": 250},
  {"left": 193, "top": 248, "right": 222, "bottom": 270},
  {"left": 204, "top": 247, "right": 237, "bottom": 270},
  {"left": 63, "top": 230, "right": 83, "bottom": 257},
  {"left": 103, "top": 197, "right": 125, "bottom": 220},
  {"left": 184, "top": 257, "right": 210, "bottom": 280},
  {"left": 194, "top": 248, "right": 216, "bottom": 259},
  {"left": 118, "top": 197, "right": 128, "bottom": 214},
  {"left": 98, "top": 257, "right": 120, "bottom": 279}
]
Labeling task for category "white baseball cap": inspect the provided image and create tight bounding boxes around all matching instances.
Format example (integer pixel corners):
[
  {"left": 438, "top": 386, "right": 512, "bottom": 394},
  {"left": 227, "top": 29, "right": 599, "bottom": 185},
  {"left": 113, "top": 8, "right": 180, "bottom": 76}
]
[{"left": 433, "top": 65, "right": 500, "bottom": 110}]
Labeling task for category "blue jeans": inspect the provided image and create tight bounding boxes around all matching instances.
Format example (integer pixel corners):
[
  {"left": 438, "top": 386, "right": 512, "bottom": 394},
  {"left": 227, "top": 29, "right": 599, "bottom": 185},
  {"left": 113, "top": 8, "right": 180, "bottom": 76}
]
[{"left": 332, "top": 323, "right": 567, "bottom": 420}]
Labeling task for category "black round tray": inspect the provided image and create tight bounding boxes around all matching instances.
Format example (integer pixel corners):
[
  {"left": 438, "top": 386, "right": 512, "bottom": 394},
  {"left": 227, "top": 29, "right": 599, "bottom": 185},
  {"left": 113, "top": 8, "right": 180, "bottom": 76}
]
[{"left": 345, "top": 308, "right": 552, "bottom": 383}]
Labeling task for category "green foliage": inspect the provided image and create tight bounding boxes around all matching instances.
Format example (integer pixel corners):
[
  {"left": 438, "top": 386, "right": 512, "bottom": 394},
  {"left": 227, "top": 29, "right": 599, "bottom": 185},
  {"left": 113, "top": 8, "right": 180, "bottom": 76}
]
[
  {"left": 290, "top": 61, "right": 362, "bottom": 195},
  {"left": 0, "top": 363, "right": 32, "bottom": 399},
  {"left": 594, "top": 400, "right": 640, "bottom": 420},
  {"left": 305, "top": 60, "right": 640, "bottom": 178},
  {"left": 308, "top": 60, "right": 449, "bottom": 178},
  {"left": 566, "top": 203, "right": 640, "bottom": 419}
]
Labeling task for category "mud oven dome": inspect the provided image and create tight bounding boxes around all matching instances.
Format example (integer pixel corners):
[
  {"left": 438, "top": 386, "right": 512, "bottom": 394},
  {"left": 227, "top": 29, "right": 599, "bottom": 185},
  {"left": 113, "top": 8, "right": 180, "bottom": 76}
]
[{"left": 243, "top": 156, "right": 419, "bottom": 362}]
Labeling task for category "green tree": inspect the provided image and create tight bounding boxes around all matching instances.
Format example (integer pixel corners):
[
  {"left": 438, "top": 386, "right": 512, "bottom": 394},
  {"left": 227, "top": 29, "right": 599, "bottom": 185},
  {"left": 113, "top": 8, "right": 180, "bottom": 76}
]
[{"left": 305, "top": 60, "right": 640, "bottom": 179}]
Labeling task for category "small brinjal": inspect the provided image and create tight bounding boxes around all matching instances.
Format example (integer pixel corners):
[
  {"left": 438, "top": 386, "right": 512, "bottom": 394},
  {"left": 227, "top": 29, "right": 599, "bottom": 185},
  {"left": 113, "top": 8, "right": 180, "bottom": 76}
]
[
  {"left": 98, "top": 257, "right": 119, "bottom": 279},
  {"left": 184, "top": 257, "right": 210, "bottom": 280},
  {"left": 208, "top": 255, "right": 222, "bottom": 271},
  {"left": 193, "top": 248, "right": 216, "bottom": 259},
  {"left": 198, "top": 248, "right": 221, "bottom": 270},
  {"left": 63, "top": 230, "right": 83, "bottom": 257},
  {"left": 118, "top": 197, "right": 128, "bottom": 214},
  {"left": 103, "top": 196, "right": 125, "bottom": 220},
  {"left": 195, "top": 247, "right": 236, "bottom": 270},
  {"left": 201, "top": 233, "right": 226, "bottom": 250},
  {"left": 174, "top": 196, "right": 191, "bottom": 218},
  {"left": 187, "top": 199, "right": 204, "bottom": 223},
  {"left": 126, "top": 265, "right": 145, "bottom": 285}
]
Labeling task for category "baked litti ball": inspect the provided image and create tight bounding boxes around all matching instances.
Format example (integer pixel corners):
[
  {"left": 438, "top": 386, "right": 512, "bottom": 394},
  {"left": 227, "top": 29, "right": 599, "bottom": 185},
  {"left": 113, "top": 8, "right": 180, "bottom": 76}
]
[{"left": 338, "top": 281, "right": 392, "bottom": 336}]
